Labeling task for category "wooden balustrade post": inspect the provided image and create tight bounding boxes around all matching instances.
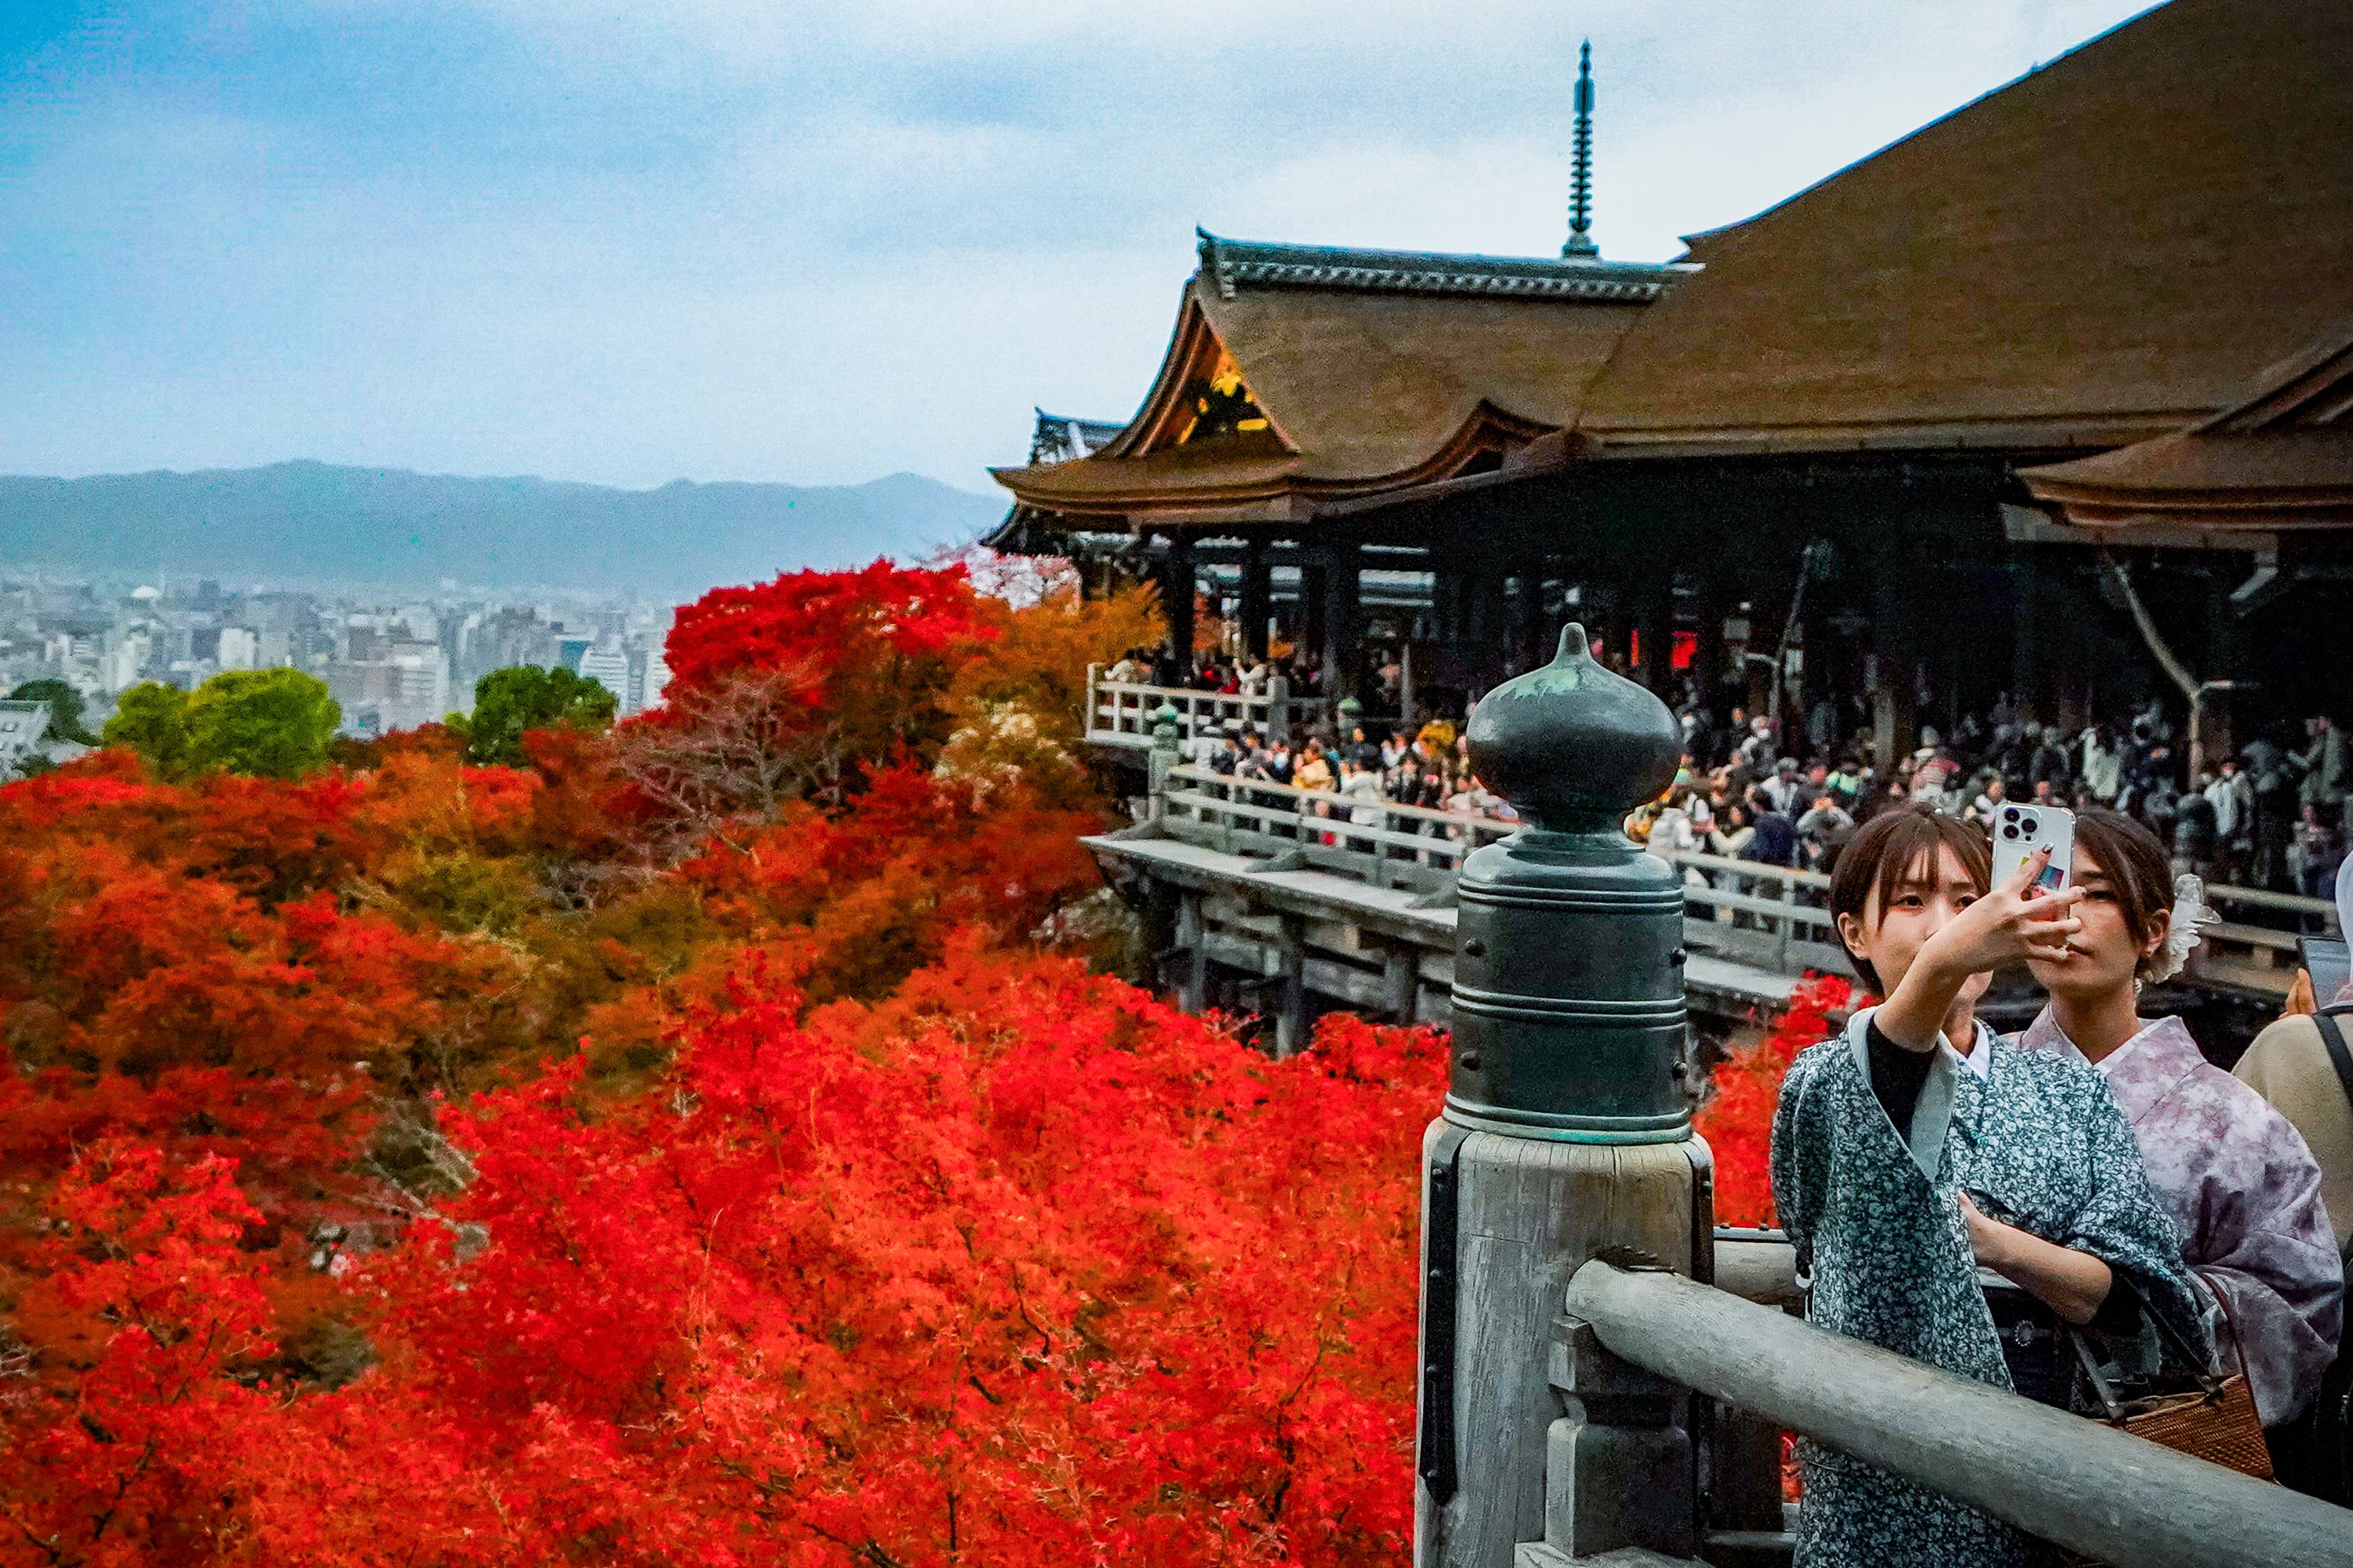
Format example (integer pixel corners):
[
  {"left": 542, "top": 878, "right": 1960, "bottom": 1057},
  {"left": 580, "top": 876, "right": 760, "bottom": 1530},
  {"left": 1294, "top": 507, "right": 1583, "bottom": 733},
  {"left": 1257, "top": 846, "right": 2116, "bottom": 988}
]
[
  {"left": 1418, "top": 625, "right": 1707, "bottom": 1568},
  {"left": 1175, "top": 893, "right": 1207, "bottom": 1016},
  {"left": 1274, "top": 914, "right": 1307, "bottom": 1059}
]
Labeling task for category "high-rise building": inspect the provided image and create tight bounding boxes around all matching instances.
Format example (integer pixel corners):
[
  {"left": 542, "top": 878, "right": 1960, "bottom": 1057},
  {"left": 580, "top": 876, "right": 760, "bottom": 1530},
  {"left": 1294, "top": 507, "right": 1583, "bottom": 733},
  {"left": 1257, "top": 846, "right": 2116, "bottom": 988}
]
[
  {"left": 576, "top": 642, "right": 631, "bottom": 712},
  {"left": 217, "top": 627, "right": 259, "bottom": 670}
]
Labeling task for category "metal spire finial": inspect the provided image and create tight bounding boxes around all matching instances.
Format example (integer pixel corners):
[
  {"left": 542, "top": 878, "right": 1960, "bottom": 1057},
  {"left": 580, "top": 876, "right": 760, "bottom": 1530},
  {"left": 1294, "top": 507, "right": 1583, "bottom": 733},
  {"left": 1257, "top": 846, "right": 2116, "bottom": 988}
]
[{"left": 1563, "top": 39, "right": 1599, "bottom": 259}]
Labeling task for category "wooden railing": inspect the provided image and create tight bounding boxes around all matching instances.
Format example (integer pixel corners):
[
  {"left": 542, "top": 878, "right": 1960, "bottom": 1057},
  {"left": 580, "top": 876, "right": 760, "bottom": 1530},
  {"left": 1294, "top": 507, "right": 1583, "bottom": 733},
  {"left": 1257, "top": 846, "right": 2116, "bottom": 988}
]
[
  {"left": 1659, "top": 851, "right": 1846, "bottom": 977},
  {"left": 1083, "top": 668, "right": 1327, "bottom": 749},
  {"left": 1156, "top": 764, "right": 1516, "bottom": 893},
  {"left": 1129, "top": 754, "right": 2339, "bottom": 995},
  {"left": 1563, "top": 1260, "right": 2353, "bottom": 1568},
  {"left": 2194, "top": 881, "right": 2341, "bottom": 995}
]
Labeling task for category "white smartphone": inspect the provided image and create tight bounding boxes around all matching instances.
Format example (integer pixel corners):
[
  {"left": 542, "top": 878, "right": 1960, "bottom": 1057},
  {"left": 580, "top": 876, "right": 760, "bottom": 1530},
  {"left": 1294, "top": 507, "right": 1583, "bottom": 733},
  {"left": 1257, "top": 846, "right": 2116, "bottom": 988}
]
[{"left": 1990, "top": 803, "right": 2075, "bottom": 897}]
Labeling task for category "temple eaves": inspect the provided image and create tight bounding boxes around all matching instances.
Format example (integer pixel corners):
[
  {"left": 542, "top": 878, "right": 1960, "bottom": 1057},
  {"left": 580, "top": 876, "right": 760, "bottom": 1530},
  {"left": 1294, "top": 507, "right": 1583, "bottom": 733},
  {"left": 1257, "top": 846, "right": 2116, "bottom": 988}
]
[
  {"left": 1194, "top": 229, "right": 1692, "bottom": 305},
  {"left": 1028, "top": 409, "right": 1127, "bottom": 466}
]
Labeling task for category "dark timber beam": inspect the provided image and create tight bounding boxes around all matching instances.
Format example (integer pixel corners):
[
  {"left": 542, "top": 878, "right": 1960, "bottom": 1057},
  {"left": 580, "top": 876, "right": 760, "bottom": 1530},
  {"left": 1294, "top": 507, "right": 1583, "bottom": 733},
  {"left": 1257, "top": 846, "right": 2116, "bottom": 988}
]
[
  {"left": 1241, "top": 538, "right": 1271, "bottom": 661},
  {"left": 1163, "top": 534, "right": 1196, "bottom": 670}
]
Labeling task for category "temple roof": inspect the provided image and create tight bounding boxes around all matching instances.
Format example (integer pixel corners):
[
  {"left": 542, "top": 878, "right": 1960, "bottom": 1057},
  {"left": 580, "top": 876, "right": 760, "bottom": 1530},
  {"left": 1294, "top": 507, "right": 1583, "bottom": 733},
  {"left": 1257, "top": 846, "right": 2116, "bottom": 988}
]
[
  {"left": 994, "top": 233, "right": 1688, "bottom": 519},
  {"left": 1573, "top": 0, "right": 2353, "bottom": 457},
  {"left": 1028, "top": 410, "right": 1126, "bottom": 465},
  {"left": 2020, "top": 316, "right": 2353, "bottom": 531}
]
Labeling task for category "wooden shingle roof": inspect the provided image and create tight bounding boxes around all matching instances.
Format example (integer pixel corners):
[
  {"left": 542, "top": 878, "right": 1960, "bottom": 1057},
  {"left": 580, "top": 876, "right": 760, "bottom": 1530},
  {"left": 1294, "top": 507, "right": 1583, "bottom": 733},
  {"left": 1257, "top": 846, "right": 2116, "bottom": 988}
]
[
  {"left": 2020, "top": 316, "right": 2353, "bottom": 530},
  {"left": 993, "top": 234, "right": 1688, "bottom": 520},
  {"left": 1574, "top": 0, "right": 2353, "bottom": 458}
]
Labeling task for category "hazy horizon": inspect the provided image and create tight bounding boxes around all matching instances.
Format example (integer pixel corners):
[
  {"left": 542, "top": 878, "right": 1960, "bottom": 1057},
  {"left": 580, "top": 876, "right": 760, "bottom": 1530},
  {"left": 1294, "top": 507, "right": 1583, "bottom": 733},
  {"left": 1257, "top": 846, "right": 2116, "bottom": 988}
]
[{"left": 0, "top": 455, "right": 1001, "bottom": 499}]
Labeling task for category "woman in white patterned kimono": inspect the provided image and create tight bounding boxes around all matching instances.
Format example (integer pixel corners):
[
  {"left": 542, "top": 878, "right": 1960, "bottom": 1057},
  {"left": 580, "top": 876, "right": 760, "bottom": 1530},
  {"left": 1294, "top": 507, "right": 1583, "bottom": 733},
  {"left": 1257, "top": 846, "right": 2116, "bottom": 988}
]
[
  {"left": 2016, "top": 808, "right": 2343, "bottom": 1465},
  {"left": 1773, "top": 809, "right": 2206, "bottom": 1568}
]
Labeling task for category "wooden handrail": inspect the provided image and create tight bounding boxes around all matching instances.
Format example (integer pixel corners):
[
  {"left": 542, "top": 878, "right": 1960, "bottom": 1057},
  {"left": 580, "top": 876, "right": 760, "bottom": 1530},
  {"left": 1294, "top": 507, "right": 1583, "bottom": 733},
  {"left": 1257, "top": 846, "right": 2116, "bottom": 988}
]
[
  {"left": 1166, "top": 764, "right": 1517, "bottom": 837},
  {"left": 1663, "top": 848, "right": 1830, "bottom": 891},
  {"left": 2205, "top": 882, "right": 2337, "bottom": 921},
  {"left": 1566, "top": 1262, "right": 2353, "bottom": 1568}
]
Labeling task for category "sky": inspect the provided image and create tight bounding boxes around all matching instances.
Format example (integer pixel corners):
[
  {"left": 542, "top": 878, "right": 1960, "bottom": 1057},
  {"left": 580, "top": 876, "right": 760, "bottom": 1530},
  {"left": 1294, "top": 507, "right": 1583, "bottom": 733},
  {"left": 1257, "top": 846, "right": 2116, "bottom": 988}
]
[{"left": 1, "top": 0, "right": 2163, "bottom": 494}]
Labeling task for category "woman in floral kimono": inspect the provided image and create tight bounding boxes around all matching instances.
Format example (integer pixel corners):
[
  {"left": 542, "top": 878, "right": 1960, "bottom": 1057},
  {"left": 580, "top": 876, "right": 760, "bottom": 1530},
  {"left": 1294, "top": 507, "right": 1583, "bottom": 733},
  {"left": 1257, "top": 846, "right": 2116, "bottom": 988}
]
[
  {"left": 1773, "top": 808, "right": 2205, "bottom": 1568},
  {"left": 2016, "top": 809, "right": 2343, "bottom": 1452}
]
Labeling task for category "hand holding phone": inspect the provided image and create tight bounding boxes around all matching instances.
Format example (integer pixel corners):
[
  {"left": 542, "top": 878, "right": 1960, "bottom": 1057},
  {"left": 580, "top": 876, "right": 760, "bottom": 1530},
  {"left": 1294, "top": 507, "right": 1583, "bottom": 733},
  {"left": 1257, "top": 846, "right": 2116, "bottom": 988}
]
[
  {"left": 2298, "top": 936, "right": 2350, "bottom": 1009},
  {"left": 1991, "top": 804, "right": 2076, "bottom": 898}
]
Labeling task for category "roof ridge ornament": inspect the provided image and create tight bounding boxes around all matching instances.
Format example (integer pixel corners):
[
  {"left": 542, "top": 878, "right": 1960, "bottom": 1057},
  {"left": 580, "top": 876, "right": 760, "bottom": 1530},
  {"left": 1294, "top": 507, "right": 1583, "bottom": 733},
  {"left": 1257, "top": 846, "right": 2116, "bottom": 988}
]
[
  {"left": 1189, "top": 228, "right": 1688, "bottom": 303},
  {"left": 1563, "top": 40, "right": 1600, "bottom": 259}
]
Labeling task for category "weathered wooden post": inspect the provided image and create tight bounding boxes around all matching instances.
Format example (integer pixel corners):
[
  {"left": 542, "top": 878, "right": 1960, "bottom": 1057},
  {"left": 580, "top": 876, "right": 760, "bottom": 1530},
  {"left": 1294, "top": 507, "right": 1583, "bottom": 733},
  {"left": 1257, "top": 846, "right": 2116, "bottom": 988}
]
[{"left": 1417, "top": 623, "right": 1709, "bottom": 1568}]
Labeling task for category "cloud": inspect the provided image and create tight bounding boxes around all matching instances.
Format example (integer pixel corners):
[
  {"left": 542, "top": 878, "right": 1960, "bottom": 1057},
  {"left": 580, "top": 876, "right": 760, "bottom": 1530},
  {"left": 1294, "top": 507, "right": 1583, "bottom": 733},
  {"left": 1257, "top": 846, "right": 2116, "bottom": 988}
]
[{"left": 0, "top": 0, "right": 2162, "bottom": 488}]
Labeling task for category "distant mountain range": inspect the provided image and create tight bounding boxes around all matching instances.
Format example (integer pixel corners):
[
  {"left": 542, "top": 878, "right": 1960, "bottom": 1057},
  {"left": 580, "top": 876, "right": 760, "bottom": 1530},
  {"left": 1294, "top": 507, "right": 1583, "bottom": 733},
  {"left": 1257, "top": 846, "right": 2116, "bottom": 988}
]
[{"left": 0, "top": 461, "right": 1010, "bottom": 598}]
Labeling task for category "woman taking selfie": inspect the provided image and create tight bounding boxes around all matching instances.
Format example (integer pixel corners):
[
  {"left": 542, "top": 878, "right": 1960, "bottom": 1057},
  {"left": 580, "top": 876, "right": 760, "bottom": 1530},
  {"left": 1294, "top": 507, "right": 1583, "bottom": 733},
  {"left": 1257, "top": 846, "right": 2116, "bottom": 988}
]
[
  {"left": 1773, "top": 809, "right": 2203, "bottom": 1567},
  {"left": 2015, "top": 809, "right": 2344, "bottom": 1459}
]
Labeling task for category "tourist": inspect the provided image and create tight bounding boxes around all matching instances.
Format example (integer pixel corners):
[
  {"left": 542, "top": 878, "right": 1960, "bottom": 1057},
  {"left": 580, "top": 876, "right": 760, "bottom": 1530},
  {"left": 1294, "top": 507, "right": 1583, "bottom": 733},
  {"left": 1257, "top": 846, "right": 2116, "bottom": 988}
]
[
  {"left": 1968, "top": 773, "right": 2008, "bottom": 826},
  {"left": 2015, "top": 809, "right": 2342, "bottom": 1449},
  {"left": 1644, "top": 790, "right": 1698, "bottom": 868},
  {"left": 2027, "top": 722, "right": 2074, "bottom": 799},
  {"left": 2233, "top": 855, "right": 2353, "bottom": 1500},
  {"left": 1705, "top": 800, "right": 1754, "bottom": 861},
  {"left": 1291, "top": 737, "right": 1333, "bottom": 794},
  {"left": 1338, "top": 756, "right": 1387, "bottom": 853},
  {"left": 1796, "top": 792, "right": 1854, "bottom": 871},
  {"left": 2298, "top": 715, "right": 2347, "bottom": 821},
  {"left": 2080, "top": 724, "right": 2123, "bottom": 804},
  {"left": 1742, "top": 789, "right": 1798, "bottom": 868},
  {"left": 1826, "top": 757, "right": 1865, "bottom": 811},
  {"left": 2206, "top": 759, "right": 2253, "bottom": 881},
  {"left": 1774, "top": 809, "right": 2203, "bottom": 1567},
  {"left": 2292, "top": 804, "right": 2346, "bottom": 902}
]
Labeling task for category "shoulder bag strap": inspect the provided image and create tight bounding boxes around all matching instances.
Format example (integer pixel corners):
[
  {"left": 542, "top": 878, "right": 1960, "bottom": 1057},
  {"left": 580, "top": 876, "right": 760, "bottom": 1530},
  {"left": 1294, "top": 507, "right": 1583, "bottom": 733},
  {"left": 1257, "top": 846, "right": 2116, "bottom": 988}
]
[{"left": 2312, "top": 1009, "right": 2353, "bottom": 1118}]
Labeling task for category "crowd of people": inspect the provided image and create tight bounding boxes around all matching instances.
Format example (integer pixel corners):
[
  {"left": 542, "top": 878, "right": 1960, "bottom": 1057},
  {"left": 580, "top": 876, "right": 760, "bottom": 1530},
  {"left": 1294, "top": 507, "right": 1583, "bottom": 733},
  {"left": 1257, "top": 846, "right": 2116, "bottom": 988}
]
[
  {"left": 1635, "top": 693, "right": 2347, "bottom": 900},
  {"left": 1107, "top": 647, "right": 2349, "bottom": 901},
  {"left": 1102, "top": 648, "right": 1513, "bottom": 824}
]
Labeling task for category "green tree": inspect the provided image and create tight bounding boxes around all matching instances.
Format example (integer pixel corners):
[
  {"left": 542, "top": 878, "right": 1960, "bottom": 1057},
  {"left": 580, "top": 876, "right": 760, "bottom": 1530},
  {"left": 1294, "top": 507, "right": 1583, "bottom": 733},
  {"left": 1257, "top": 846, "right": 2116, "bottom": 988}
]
[
  {"left": 449, "top": 666, "right": 619, "bottom": 767},
  {"left": 184, "top": 669, "right": 341, "bottom": 779},
  {"left": 104, "top": 671, "right": 341, "bottom": 780},
  {"left": 102, "top": 682, "right": 194, "bottom": 777},
  {"left": 9, "top": 679, "right": 100, "bottom": 744}
]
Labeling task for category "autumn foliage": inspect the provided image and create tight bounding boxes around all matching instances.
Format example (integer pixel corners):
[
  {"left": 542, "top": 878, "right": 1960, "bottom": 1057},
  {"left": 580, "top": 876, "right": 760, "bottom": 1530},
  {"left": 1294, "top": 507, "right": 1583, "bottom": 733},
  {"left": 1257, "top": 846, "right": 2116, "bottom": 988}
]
[
  {"left": 0, "top": 559, "right": 1453, "bottom": 1567},
  {"left": 1695, "top": 973, "right": 1858, "bottom": 1227}
]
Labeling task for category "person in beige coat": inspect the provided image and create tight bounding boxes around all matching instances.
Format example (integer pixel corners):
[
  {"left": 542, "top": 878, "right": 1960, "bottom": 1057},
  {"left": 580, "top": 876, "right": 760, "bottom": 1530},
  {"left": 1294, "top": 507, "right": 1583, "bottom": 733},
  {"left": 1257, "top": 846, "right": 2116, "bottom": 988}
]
[{"left": 2235, "top": 856, "right": 2353, "bottom": 1255}]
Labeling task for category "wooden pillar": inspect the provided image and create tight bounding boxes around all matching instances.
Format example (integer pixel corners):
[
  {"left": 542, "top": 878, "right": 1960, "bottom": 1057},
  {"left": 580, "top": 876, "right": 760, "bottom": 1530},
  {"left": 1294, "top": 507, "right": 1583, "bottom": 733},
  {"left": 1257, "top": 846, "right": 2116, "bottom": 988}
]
[
  {"left": 1274, "top": 914, "right": 1307, "bottom": 1058},
  {"left": 2202, "top": 568, "right": 2240, "bottom": 770},
  {"left": 1867, "top": 553, "right": 1919, "bottom": 770},
  {"left": 1463, "top": 561, "right": 1508, "bottom": 697},
  {"left": 1175, "top": 893, "right": 1207, "bottom": 1015},
  {"left": 2010, "top": 552, "right": 2039, "bottom": 725},
  {"left": 1638, "top": 585, "right": 1675, "bottom": 701},
  {"left": 1417, "top": 1136, "right": 1702, "bottom": 1568},
  {"left": 1693, "top": 583, "right": 1725, "bottom": 707},
  {"left": 1301, "top": 561, "right": 1328, "bottom": 669},
  {"left": 1383, "top": 945, "right": 1417, "bottom": 1024},
  {"left": 1164, "top": 534, "right": 1196, "bottom": 671},
  {"left": 1323, "top": 541, "right": 1362, "bottom": 699},
  {"left": 1241, "top": 538, "right": 1271, "bottom": 661},
  {"left": 1600, "top": 590, "right": 1632, "bottom": 675}
]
